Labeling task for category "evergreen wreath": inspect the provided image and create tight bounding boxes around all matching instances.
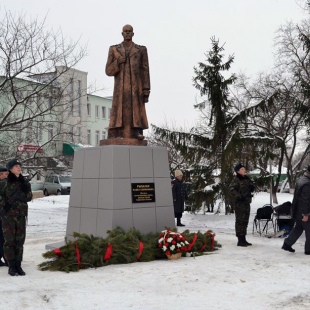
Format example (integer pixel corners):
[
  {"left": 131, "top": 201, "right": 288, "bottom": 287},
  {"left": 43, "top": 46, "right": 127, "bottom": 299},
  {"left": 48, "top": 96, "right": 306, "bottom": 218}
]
[{"left": 38, "top": 226, "right": 221, "bottom": 273}]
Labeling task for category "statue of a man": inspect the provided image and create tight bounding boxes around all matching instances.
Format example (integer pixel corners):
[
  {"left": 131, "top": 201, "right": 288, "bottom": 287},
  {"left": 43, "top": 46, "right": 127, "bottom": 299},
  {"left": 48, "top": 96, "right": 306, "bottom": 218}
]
[{"left": 106, "top": 24, "right": 150, "bottom": 140}]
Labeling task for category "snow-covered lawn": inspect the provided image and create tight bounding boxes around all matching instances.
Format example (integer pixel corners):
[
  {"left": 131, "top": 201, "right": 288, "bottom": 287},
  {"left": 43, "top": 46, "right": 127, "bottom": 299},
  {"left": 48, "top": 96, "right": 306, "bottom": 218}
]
[{"left": 1, "top": 192, "right": 309, "bottom": 310}]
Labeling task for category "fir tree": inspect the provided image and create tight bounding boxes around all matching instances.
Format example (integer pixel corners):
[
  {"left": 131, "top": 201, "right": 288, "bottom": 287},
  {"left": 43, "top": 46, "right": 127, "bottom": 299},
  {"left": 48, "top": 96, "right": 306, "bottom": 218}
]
[{"left": 153, "top": 37, "right": 278, "bottom": 213}]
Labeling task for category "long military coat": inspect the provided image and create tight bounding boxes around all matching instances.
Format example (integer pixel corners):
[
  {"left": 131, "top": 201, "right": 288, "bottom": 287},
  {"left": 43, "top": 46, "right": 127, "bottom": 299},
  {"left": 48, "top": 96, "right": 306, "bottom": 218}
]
[{"left": 105, "top": 42, "right": 150, "bottom": 129}]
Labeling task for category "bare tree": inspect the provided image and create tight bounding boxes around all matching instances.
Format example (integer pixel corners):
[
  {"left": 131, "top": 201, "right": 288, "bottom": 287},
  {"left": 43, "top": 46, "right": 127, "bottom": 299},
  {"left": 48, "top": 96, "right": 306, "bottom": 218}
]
[{"left": 0, "top": 10, "right": 88, "bottom": 168}]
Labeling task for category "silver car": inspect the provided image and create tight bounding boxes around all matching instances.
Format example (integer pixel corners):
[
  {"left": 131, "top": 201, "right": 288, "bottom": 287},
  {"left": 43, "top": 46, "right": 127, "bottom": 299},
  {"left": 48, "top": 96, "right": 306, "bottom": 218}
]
[{"left": 43, "top": 174, "right": 71, "bottom": 196}]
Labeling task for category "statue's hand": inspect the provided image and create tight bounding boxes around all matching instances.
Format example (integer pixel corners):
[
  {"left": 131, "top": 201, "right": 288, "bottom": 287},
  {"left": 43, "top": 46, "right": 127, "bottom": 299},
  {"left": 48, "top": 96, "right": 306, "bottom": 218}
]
[{"left": 117, "top": 55, "right": 126, "bottom": 64}]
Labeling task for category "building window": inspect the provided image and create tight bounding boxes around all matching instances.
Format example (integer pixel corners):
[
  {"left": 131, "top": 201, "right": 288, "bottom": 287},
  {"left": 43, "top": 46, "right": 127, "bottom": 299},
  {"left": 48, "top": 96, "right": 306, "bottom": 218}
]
[
  {"left": 102, "top": 130, "right": 106, "bottom": 140},
  {"left": 95, "top": 105, "right": 99, "bottom": 118},
  {"left": 77, "top": 127, "right": 81, "bottom": 143},
  {"left": 95, "top": 130, "right": 100, "bottom": 146},
  {"left": 70, "top": 78, "right": 74, "bottom": 116},
  {"left": 87, "top": 129, "right": 91, "bottom": 145},
  {"left": 87, "top": 103, "right": 91, "bottom": 116},
  {"left": 70, "top": 126, "right": 74, "bottom": 143},
  {"left": 47, "top": 124, "right": 53, "bottom": 140},
  {"left": 102, "top": 106, "right": 106, "bottom": 119},
  {"left": 48, "top": 97, "right": 53, "bottom": 110},
  {"left": 16, "top": 124, "right": 22, "bottom": 141},
  {"left": 36, "top": 123, "right": 43, "bottom": 142},
  {"left": 108, "top": 108, "right": 111, "bottom": 119},
  {"left": 77, "top": 80, "right": 81, "bottom": 117}
]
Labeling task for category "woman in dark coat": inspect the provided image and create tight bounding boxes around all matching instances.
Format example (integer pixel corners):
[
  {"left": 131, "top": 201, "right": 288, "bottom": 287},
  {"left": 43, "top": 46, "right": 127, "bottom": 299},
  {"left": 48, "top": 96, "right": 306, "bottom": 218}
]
[{"left": 172, "top": 170, "right": 188, "bottom": 227}]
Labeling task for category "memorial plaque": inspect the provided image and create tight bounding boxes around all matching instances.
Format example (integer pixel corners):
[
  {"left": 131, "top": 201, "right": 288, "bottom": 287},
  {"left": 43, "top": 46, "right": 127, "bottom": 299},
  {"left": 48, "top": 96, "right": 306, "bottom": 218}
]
[{"left": 131, "top": 183, "right": 155, "bottom": 203}]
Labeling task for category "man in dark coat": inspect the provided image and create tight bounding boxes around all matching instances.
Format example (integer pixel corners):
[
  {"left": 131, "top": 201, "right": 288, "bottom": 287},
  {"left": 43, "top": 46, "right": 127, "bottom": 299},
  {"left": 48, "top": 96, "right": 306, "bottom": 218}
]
[
  {"left": 282, "top": 165, "right": 310, "bottom": 255},
  {"left": 0, "top": 159, "right": 32, "bottom": 276},
  {"left": 230, "top": 163, "right": 255, "bottom": 247},
  {"left": 0, "top": 166, "right": 9, "bottom": 266},
  {"left": 172, "top": 170, "right": 188, "bottom": 227},
  {"left": 106, "top": 24, "right": 150, "bottom": 140}
]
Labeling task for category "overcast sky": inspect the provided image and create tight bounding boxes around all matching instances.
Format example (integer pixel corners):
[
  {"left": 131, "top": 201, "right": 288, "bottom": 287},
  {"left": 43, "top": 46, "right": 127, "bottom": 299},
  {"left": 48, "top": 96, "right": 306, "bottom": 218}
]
[{"left": 1, "top": 0, "right": 307, "bottom": 129}]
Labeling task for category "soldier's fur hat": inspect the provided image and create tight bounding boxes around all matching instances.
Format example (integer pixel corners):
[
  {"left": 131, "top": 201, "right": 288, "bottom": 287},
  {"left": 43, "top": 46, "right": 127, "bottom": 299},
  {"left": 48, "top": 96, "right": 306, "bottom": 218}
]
[
  {"left": 234, "top": 163, "right": 245, "bottom": 172},
  {"left": 0, "top": 166, "right": 8, "bottom": 172},
  {"left": 6, "top": 158, "right": 22, "bottom": 171}
]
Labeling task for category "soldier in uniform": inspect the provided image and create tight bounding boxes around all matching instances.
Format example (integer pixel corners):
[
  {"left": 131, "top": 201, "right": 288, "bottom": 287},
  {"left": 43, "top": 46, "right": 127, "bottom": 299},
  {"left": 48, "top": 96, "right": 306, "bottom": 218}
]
[
  {"left": 0, "top": 159, "right": 32, "bottom": 276},
  {"left": 230, "top": 163, "right": 255, "bottom": 247},
  {"left": 172, "top": 170, "right": 188, "bottom": 227},
  {"left": 0, "top": 166, "right": 9, "bottom": 266}
]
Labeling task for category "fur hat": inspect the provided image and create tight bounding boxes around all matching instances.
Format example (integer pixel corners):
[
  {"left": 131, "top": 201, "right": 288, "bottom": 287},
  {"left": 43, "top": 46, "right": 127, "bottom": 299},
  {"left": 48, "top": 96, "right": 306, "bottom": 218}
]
[
  {"left": 175, "top": 170, "right": 183, "bottom": 177},
  {"left": 6, "top": 158, "right": 22, "bottom": 171},
  {"left": 234, "top": 163, "right": 245, "bottom": 172},
  {"left": 0, "top": 166, "right": 8, "bottom": 172}
]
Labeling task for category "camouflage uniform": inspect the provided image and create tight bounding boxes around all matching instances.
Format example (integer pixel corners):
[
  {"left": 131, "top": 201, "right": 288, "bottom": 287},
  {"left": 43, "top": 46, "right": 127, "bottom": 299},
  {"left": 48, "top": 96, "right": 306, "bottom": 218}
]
[
  {"left": 0, "top": 172, "right": 32, "bottom": 262},
  {"left": 230, "top": 174, "right": 254, "bottom": 237}
]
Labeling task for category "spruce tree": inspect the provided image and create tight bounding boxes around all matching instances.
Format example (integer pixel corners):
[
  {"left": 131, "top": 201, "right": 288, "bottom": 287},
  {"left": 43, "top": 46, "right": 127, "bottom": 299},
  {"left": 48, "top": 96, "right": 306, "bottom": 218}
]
[{"left": 153, "top": 37, "right": 278, "bottom": 213}]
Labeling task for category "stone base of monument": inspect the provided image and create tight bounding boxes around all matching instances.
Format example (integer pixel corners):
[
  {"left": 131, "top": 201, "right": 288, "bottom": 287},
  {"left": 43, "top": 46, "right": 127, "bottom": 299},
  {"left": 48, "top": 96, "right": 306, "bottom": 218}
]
[
  {"left": 100, "top": 138, "right": 147, "bottom": 146},
  {"left": 46, "top": 145, "right": 175, "bottom": 250}
]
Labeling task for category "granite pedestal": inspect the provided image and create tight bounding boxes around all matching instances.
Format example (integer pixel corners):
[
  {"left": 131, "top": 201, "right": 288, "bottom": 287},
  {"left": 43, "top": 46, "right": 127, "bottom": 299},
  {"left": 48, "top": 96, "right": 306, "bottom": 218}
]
[{"left": 65, "top": 145, "right": 175, "bottom": 241}]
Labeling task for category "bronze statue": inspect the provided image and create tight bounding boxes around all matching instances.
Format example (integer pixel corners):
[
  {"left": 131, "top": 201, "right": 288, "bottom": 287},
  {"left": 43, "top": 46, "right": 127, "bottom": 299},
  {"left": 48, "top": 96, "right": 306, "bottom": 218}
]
[{"left": 105, "top": 24, "right": 150, "bottom": 140}]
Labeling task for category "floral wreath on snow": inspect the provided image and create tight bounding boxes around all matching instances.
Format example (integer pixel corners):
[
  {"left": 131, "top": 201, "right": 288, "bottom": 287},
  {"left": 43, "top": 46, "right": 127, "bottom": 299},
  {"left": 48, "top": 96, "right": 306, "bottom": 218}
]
[{"left": 158, "top": 229, "right": 189, "bottom": 257}]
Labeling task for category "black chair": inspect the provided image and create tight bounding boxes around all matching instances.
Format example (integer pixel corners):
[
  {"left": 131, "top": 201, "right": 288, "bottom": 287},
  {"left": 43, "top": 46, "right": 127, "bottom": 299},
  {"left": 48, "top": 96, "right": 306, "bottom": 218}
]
[
  {"left": 273, "top": 201, "right": 294, "bottom": 233},
  {"left": 252, "top": 204, "right": 275, "bottom": 235}
]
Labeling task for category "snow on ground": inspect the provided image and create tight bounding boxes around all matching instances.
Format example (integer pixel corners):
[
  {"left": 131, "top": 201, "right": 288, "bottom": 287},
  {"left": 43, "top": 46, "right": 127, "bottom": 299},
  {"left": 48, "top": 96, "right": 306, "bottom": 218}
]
[{"left": 1, "top": 192, "right": 310, "bottom": 310}]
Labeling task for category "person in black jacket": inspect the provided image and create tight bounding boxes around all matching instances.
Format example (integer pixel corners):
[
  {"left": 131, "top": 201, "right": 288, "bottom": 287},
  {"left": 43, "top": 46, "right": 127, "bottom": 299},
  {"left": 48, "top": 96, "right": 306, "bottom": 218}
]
[
  {"left": 230, "top": 163, "right": 255, "bottom": 247},
  {"left": 0, "top": 159, "right": 32, "bottom": 276},
  {"left": 172, "top": 170, "right": 188, "bottom": 227},
  {"left": 0, "top": 166, "right": 9, "bottom": 267},
  {"left": 282, "top": 165, "right": 310, "bottom": 255}
]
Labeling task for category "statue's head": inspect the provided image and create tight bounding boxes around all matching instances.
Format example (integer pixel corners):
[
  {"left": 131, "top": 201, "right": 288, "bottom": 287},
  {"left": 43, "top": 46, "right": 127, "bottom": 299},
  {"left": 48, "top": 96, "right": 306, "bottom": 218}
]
[{"left": 122, "top": 24, "right": 134, "bottom": 41}]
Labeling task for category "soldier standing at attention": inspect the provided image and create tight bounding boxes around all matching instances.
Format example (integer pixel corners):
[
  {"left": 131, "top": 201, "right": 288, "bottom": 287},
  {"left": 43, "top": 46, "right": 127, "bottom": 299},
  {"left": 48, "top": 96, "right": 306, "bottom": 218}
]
[
  {"left": 0, "top": 159, "right": 32, "bottom": 276},
  {"left": 230, "top": 163, "right": 255, "bottom": 247},
  {"left": 0, "top": 166, "right": 9, "bottom": 266}
]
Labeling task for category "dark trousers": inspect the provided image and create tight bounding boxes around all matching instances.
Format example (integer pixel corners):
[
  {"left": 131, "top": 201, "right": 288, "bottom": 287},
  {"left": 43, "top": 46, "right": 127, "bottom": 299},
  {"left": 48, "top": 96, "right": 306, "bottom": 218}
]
[
  {"left": 0, "top": 219, "right": 4, "bottom": 259},
  {"left": 284, "top": 220, "right": 310, "bottom": 253},
  {"left": 2, "top": 215, "right": 26, "bottom": 261},
  {"left": 235, "top": 203, "right": 250, "bottom": 236}
]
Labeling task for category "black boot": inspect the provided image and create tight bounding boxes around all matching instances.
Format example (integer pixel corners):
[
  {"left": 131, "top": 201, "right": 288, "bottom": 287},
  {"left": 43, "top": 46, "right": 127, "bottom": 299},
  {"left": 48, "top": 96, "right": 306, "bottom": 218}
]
[
  {"left": 8, "top": 260, "right": 18, "bottom": 276},
  {"left": 244, "top": 236, "right": 252, "bottom": 246},
  {"left": 176, "top": 218, "right": 185, "bottom": 227},
  {"left": 15, "top": 261, "right": 26, "bottom": 276},
  {"left": 237, "top": 236, "right": 248, "bottom": 247},
  {"left": 282, "top": 242, "right": 295, "bottom": 253}
]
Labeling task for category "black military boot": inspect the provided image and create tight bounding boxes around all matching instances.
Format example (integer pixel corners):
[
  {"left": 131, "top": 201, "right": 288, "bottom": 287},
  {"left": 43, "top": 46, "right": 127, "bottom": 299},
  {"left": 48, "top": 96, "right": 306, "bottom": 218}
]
[
  {"left": 237, "top": 236, "right": 247, "bottom": 247},
  {"left": 176, "top": 218, "right": 185, "bottom": 227},
  {"left": 244, "top": 236, "right": 252, "bottom": 246},
  {"left": 8, "top": 260, "right": 19, "bottom": 276},
  {"left": 15, "top": 261, "right": 26, "bottom": 276}
]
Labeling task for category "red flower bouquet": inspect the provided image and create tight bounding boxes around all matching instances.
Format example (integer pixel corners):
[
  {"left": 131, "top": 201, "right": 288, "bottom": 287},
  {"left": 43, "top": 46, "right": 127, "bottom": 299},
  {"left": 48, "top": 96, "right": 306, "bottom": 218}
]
[{"left": 158, "top": 230, "right": 189, "bottom": 259}]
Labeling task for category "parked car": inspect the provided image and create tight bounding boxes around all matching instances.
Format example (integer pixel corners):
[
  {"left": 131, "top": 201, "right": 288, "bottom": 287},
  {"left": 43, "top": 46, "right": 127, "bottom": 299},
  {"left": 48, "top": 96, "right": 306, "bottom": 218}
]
[
  {"left": 43, "top": 174, "right": 71, "bottom": 196},
  {"left": 277, "top": 181, "right": 290, "bottom": 193}
]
